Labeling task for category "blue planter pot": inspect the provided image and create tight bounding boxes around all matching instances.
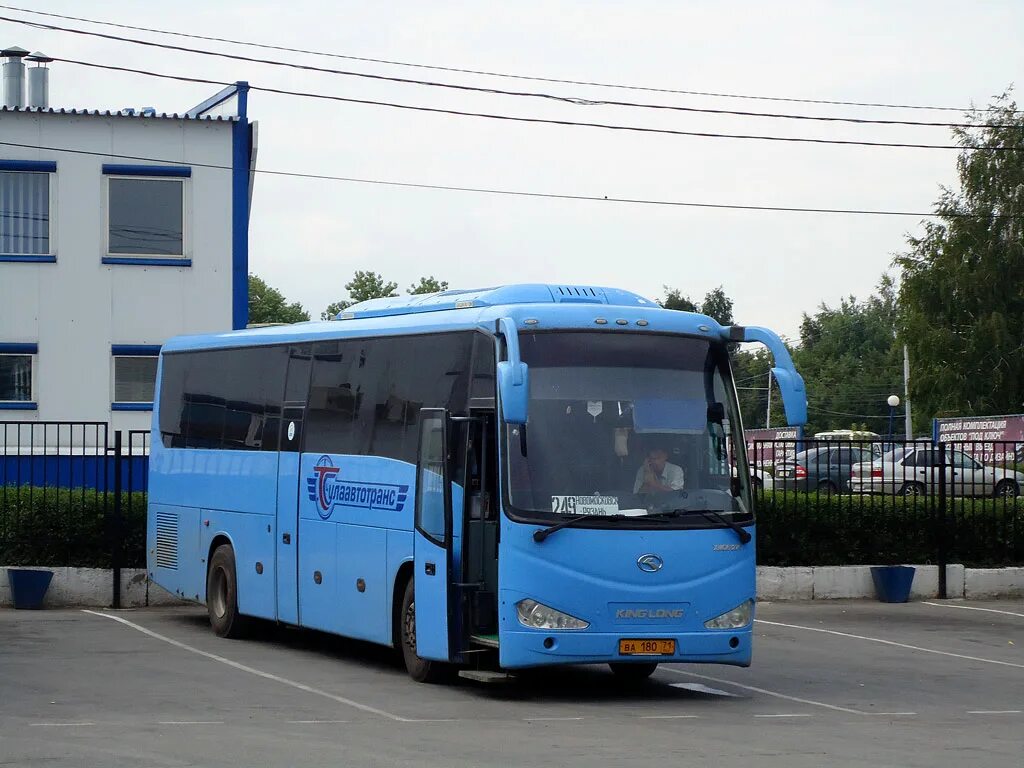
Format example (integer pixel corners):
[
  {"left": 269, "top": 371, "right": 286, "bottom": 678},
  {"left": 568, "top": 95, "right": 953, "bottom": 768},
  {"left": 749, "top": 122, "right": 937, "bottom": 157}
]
[
  {"left": 7, "top": 568, "right": 54, "bottom": 609},
  {"left": 870, "top": 565, "right": 915, "bottom": 603}
]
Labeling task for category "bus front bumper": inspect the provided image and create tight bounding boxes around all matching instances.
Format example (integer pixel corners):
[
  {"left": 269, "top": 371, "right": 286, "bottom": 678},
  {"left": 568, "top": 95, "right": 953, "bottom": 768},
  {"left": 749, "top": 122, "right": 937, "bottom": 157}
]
[{"left": 498, "top": 627, "right": 752, "bottom": 669}]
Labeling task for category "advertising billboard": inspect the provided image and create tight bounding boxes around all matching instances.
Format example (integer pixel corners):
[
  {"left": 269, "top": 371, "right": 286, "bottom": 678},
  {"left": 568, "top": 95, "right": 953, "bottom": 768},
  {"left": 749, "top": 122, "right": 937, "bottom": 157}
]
[
  {"left": 745, "top": 426, "right": 802, "bottom": 467},
  {"left": 934, "top": 415, "right": 1024, "bottom": 464}
]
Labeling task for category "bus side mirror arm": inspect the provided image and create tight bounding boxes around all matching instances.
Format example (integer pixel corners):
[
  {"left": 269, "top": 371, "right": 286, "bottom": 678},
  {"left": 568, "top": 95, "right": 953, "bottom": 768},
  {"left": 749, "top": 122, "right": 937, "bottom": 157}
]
[
  {"left": 724, "top": 325, "right": 807, "bottom": 427},
  {"left": 496, "top": 318, "right": 529, "bottom": 424}
]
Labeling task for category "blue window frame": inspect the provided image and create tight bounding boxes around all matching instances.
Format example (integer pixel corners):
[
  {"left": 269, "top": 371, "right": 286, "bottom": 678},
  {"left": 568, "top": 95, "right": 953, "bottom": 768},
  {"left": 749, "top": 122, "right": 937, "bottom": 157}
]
[
  {"left": 0, "top": 342, "right": 37, "bottom": 409},
  {"left": 102, "top": 165, "right": 189, "bottom": 266},
  {"left": 111, "top": 344, "right": 161, "bottom": 411},
  {"left": 0, "top": 160, "right": 56, "bottom": 262}
]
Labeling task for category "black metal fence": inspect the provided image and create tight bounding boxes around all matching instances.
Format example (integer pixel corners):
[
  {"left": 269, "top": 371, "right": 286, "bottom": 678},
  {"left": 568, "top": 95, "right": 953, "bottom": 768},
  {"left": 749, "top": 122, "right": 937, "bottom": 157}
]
[
  {"left": 0, "top": 422, "right": 150, "bottom": 608},
  {"left": 4, "top": 423, "right": 1023, "bottom": 604},
  {"left": 752, "top": 439, "right": 1024, "bottom": 593}
]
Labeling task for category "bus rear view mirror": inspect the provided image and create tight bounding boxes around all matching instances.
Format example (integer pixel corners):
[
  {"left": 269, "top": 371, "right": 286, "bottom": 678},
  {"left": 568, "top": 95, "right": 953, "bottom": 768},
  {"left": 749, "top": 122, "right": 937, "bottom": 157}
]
[
  {"left": 768, "top": 367, "right": 807, "bottom": 428},
  {"left": 498, "top": 361, "right": 529, "bottom": 424},
  {"left": 498, "top": 317, "right": 529, "bottom": 424},
  {"left": 726, "top": 325, "right": 807, "bottom": 427}
]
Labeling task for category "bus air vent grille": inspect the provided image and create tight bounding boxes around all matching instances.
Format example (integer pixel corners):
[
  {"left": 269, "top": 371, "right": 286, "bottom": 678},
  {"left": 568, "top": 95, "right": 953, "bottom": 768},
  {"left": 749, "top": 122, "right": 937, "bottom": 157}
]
[
  {"left": 553, "top": 285, "right": 605, "bottom": 304},
  {"left": 155, "top": 510, "right": 179, "bottom": 570}
]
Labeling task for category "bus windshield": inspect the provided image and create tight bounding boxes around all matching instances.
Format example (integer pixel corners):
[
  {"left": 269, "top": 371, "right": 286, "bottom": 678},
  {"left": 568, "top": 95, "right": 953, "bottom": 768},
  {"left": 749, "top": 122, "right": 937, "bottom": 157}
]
[{"left": 504, "top": 331, "right": 752, "bottom": 526}]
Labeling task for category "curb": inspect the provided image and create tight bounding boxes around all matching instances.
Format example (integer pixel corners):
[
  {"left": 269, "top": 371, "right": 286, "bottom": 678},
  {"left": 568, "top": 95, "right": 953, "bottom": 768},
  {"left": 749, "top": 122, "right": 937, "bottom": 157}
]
[
  {"left": 757, "top": 564, "right": 1022, "bottom": 600},
  {"left": 0, "top": 566, "right": 185, "bottom": 608}
]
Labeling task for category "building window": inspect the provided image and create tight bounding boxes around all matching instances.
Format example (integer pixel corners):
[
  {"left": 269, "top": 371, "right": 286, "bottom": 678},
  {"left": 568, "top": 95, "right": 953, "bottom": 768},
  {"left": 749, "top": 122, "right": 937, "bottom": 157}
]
[
  {"left": 0, "top": 343, "right": 37, "bottom": 408},
  {"left": 0, "top": 161, "right": 55, "bottom": 260},
  {"left": 111, "top": 345, "right": 161, "bottom": 410},
  {"left": 107, "top": 177, "right": 185, "bottom": 257}
]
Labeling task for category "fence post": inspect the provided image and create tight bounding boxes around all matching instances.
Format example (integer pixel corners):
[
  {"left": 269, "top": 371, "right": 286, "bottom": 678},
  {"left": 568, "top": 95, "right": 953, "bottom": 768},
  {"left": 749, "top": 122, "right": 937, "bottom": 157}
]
[
  {"left": 937, "top": 442, "right": 948, "bottom": 599},
  {"left": 112, "top": 430, "right": 123, "bottom": 609}
]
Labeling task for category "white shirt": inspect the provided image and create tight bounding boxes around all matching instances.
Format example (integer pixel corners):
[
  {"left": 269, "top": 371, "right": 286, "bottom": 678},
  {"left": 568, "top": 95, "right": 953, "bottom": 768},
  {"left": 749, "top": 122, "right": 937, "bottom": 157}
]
[{"left": 634, "top": 461, "right": 686, "bottom": 493}]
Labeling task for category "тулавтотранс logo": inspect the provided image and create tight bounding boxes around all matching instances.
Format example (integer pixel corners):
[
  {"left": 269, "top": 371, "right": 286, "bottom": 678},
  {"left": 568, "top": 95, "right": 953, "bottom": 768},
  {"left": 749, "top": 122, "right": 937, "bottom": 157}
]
[{"left": 307, "top": 456, "right": 410, "bottom": 520}]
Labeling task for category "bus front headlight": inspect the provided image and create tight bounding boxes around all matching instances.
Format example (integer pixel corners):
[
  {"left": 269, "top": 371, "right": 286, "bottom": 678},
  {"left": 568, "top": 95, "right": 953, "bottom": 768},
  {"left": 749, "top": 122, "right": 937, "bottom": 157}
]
[
  {"left": 704, "top": 599, "right": 754, "bottom": 630},
  {"left": 516, "top": 599, "right": 589, "bottom": 630}
]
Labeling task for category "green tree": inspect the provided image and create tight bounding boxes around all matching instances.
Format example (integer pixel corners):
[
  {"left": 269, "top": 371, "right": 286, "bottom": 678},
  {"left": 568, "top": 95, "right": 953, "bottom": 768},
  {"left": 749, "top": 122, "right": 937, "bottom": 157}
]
[
  {"left": 699, "top": 286, "right": 734, "bottom": 326},
  {"left": 660, "top": 285, "right": 734, "bottom": 325},
  {"left": 661, "top": 286, "right": 698, "bottom": 312},
  {"left": 320, "top": 301, "right": 350, "bottom": 321},
  {"left": 896, "top": 92, "right": 1024, "bottom": 423},
  {"left": 793, "top": 276, "right": 903, "bottom": 435},
  {"left": 321, "top": 271, "right": 399, "bottom": 320},
  {"left": 409, "top": 276, "right": 449, "bottom": 294},
  {"left": 247, "top": 274, "right": 309, "bottom": 325}
]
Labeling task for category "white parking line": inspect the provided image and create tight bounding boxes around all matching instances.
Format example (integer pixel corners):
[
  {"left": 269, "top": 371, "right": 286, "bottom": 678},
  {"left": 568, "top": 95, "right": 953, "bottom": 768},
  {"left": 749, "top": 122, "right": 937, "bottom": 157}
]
[
  {"left": 670, "top": 682, "right": 741, "bottom": 697},
  {"left": 865, "top": 712, "right": 917, "bottom": 716},
  {"left": 663, "top": 668, "right": 863, "bottom": 715},
  {"left": 29, "top": 722, "right": 96, "bottom": 727},
  {"left": 754, "top": 713, "right": 813, "bottom": 718},
  {"left": 157, "top": 720, "right": 224, "bottom": 725},
  {"left": 755, "top": 619, "right": 1024, "bottom": 669},
  {"left": 82, "top": 610, "right": 407, "bottom": 722},
  {"left": 967, "top": 710, "right": 1021, "bottom": 715},
  {"left": 922, "top": 602, "right": 1024, "bottom": 619},
  {"left": 522, "top": 717, "right": 584, "bottom": 722}
]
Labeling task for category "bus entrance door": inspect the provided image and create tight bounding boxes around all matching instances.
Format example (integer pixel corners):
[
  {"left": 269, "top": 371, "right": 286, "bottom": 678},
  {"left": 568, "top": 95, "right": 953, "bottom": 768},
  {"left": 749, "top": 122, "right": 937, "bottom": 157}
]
[{"left": 413, "top": 409, "right": 454, "bottom": 661}]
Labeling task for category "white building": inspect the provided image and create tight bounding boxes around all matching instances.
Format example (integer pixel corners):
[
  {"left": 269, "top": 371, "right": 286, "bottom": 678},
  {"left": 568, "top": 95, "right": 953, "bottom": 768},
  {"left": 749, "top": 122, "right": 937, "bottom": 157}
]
[{"left": 0, "top": 49, "right": 255, "bottom": 439}]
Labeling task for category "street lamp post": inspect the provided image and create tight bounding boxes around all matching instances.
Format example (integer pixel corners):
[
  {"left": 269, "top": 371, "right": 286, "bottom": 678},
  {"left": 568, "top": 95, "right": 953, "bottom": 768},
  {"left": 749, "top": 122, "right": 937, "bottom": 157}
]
[{"left": 887, "top": 395, "right": 901, "bottom": 442}]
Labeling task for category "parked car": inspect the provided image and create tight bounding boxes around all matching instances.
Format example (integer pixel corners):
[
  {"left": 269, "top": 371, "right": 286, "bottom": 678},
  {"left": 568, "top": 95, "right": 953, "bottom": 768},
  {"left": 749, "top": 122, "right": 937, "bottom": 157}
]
[
  {"left": 730, "top": 464, "right": 774, "bottom": 491},
  {"left": 751, "top": 468, "right": 774, "bottom": 491},
  {"left": 850, "top": 446, "right": 1024, "bottom": 498},
  {"left": 775, "top": 445, "right": 879, "bottom": 494}
]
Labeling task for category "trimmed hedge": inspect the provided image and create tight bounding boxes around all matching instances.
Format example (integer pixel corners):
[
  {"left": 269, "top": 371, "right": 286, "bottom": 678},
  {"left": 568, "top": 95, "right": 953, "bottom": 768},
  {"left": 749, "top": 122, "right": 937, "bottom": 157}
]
[
  {"left": 756, "top": 490, "right": 1024, "bottom": 567},
  {"left": 0, "top": 486, "right": 147, "bottom": 568},
  {"left": 2, "top": 486, "right": 1022, "bottom": 569}
]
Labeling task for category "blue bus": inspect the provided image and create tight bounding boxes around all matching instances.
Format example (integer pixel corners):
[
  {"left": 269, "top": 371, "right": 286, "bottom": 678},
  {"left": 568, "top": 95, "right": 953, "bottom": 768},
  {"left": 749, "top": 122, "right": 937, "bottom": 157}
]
[{"left": 147, "top": 284, "right": 805, "bottom": 683}]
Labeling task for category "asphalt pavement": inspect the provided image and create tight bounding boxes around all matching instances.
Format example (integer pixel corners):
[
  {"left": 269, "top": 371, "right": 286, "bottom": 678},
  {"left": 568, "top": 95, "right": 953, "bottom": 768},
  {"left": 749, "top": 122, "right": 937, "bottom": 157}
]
[{"left": 1, "top": 599, "right": 1021, "bottom": 767}]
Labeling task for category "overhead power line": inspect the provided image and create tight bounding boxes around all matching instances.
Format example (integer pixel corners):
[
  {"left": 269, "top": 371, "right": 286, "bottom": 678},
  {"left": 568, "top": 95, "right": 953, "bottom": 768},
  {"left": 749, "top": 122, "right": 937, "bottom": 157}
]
[
  {"left": 50, "top": 57, "right": 1024, "bottom": 152},
  {"left": 1, "top": 3, "right": 1012, "bottom": 115},
  {"left": 2, "top": 138, "right": 1021, "bottom": 218},
  {"left": 0, "top": 12, "right": 1008, "bottom": 130}
]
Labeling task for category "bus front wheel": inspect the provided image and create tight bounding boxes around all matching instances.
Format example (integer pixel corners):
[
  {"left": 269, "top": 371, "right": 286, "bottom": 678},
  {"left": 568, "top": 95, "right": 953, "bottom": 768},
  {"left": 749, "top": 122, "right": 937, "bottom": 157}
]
[
  {"left": 400, "top": 577, "right": 455, "bottom": 684},
  {"left": 207, "top": 544, "right": 251, "bottom": 639}
]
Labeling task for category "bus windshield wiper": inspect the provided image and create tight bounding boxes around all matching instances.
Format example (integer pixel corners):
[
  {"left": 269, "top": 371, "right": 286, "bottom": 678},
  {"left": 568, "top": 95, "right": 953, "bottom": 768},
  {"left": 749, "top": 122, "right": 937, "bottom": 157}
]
[
  {"left": 649, "top": 508, "right": 752, "bottom": 545},
  {"left": 533, "top": 514, "right": 628, "bottom": 543}
]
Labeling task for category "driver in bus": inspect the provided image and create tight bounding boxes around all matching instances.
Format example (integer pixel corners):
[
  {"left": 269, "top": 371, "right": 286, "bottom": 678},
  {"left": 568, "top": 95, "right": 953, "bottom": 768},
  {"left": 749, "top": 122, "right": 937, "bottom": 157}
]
[{"left": 634, "top": 448, "right": 686, "bottom": 494}]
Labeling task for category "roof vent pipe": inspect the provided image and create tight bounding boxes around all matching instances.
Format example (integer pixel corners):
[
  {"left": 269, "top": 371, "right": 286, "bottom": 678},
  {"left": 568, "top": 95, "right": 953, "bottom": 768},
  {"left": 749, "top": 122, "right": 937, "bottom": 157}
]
[
  {"left": 25, "top": 52, "right": 52, "bottom": 109},
  {"left": 2, "top": 46, "right": 29, "bottom": 108}
]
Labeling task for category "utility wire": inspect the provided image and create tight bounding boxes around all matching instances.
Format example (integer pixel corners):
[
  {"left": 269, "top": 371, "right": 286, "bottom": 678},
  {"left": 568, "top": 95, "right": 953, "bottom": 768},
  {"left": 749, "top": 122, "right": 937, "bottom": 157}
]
[
  {"left": 1, "top": 3, "right": 1012, "bottom": 115},
  {"left": 3, "top": 137, "right": 1021, "bottom": 218},
  {"left": 0, "top": 12, "right": 1009, "bottom": 130},
  {"left": 49, "top": 57, "right": 1024, "bottom": 152}
]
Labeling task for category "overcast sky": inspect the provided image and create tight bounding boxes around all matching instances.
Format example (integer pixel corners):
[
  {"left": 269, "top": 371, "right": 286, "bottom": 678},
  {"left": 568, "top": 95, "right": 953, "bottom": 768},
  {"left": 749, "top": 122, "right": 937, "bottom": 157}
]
[{"left": 10, "top": 1, "right": 1022, "bottom": 337}]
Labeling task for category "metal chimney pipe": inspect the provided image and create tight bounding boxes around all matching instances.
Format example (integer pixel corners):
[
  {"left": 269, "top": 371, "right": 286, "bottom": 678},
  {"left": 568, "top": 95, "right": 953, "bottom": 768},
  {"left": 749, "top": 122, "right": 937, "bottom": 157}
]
[
  {"left": 26, "top": 52, "right": 52, "bottom": 109},
  {"left": 2, "top": 46, "right": 29, "bottom": 108}
]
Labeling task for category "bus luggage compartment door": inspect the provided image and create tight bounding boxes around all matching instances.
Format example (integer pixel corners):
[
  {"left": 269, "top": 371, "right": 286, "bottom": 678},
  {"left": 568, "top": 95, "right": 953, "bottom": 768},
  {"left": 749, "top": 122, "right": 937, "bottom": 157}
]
[{"left": 413, "top": 409, "right": 453, "bottom": 662}]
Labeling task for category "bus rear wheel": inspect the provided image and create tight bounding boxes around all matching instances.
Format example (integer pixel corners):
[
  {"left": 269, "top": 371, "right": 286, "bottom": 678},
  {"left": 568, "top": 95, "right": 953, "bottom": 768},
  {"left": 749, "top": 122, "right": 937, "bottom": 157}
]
[
  {"left": 399, "top": 577, "right": 455, "bottom": 684},
  {"left": 609, "top": 662, "right": 658, "bottom": 681},
  {"left": 207, "top": 544, "right": 251, "bottom": 639}
]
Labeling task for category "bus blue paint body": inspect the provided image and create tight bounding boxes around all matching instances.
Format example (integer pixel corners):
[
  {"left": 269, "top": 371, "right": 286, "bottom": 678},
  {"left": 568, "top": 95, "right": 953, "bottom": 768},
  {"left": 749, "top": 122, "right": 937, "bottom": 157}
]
[{"left": 147, "top": 284, "right": 805, "bottom": 679}]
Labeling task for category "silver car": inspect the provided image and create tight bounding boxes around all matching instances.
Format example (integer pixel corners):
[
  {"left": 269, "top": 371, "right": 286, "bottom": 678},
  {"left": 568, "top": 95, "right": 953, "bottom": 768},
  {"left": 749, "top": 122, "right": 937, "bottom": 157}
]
[{"left": 850, "top": 446, "right": 1024, "bottom": 498}]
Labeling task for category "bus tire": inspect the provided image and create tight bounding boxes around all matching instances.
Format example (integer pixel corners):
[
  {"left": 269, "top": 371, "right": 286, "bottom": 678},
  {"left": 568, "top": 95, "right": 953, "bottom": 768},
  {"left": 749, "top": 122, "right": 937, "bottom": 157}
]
[
  {"left": 400, "top": 577, "right": 455, "bottom": 684},
  {"left": 609, "top": 662, "right": 658, "bottom": 681},
  {"left": 207, "top": 544, "right": 251, "bottom": 639}
]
